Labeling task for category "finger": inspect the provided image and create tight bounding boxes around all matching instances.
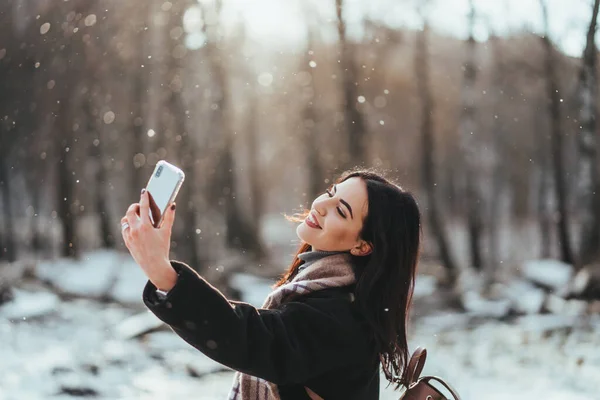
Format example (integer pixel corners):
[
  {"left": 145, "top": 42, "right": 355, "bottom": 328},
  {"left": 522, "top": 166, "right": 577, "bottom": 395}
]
[
  {"left": 121, "top": 221, "right": 131, "bottom": 246},
  {"left": 160, "top": 202, "right": 176, "bottom": 233},
  {"left": 148, "top": 192, "right": 161, "bottom": 228},
  {"left": 126, "top": 203, "right": 141, "bottom": 227},
  {"left": 139, "top": 190, "right": 152, "bottom": 225}
]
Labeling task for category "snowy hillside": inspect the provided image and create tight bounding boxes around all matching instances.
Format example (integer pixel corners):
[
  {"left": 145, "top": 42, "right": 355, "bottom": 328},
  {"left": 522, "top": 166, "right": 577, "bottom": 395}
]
[{"left": 1, "top": 251, "right": 599, "bottom": 399}]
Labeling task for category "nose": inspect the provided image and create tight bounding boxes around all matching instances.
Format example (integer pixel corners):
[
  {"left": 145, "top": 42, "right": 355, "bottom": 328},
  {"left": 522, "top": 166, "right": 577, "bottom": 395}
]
[
  {"left": 314, "top": 204, "right": 325, "bottom": 217},
  {"left": 313, "top": 195, "right": 332, "bottom": 217}
]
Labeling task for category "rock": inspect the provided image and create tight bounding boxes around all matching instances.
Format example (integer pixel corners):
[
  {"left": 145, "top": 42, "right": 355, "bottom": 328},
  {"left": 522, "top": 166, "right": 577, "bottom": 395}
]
[
  {"left": 144, "top": 331, "right": 191, "bottom": 352},
  {"left": 588, "top": 300, "right": 600, "bottom": 314},
  {"left": 544, "top": 294, "right": 588, "bottom": 316},
  {"left": 163, "top": 349, "right": 229, "bottom": 377},
  {"left": 0, "top": 284, "right": 14, "bottom": 306},
  {"left": 515, "top": 314, "right": 578, "bottom": 334},
  {"left": 108, "top": 260, "right": 149, "bottom": 305},
  {"left": 0, "top": 289, "right": 59, "bottom": 320},
  {"left": 501, "top": 280, "right": 546, "bottom": 315},
  {"left": 461, "top": 290, "right": 511, "bottom": 318},
  {"left": 114, "top": 311, "right": 165, "bottom": 340},
  {"left": 36, "top": 250, "right": 122, "bottom": 298},
  {"left": 58, "top": 386, "right": 99, "bottom": 397},
  {"left": 414, "top": 275, "right": 437, "bottom": 299},
  {"left": 51, "top": 366, "right": 74, "bottom": 376},
  {"left": 82, "top": 364, "right": 99, "bottom": 376},
  {"left": 567, "top": 265, "right": 600, "bottom": 300},
  {"left": 521, "top": 259, "right": 573, "bottom": 291}
]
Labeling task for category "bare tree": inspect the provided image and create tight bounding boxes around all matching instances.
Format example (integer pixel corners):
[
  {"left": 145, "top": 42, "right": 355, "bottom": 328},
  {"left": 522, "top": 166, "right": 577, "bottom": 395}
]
[
  {"left": 577, "top": 0, "right": 600, "bottom": 268},
  {"left": 48, "top": 2, "right": 94, "bottom": 258},
  {"left": 535, "top": 100, "right": 553, "bottom": 258},
  {"left": 416, "top": 22, "right": 459, "bottom": 285},
  {"left": 460, "top": 0, "right": 485, "bottom": 272},
  {"left": 539, "top": 0, "right": 574, "bottom": 265},
  {"left": 302, "top": 22, "right": 325, "bottom": 201},
  {"left": 0, "top": 0, "right": 23, "bottom": 262},
  {"left": 336, "top": 0, "right": 368, "bottom": 167},
  {"left": 246, "top": 87, "right": 265, "bottom": 239},
  {"left": 200, "top": 1, "right": 264, "bottom": 258},
  {"left": 485, "top": 32, "right": 507, "bottom": 288}
]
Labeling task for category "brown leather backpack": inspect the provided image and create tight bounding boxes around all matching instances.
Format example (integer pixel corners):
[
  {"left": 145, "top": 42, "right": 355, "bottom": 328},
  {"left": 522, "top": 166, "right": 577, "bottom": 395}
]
[{"left": 399, "top": 347, "right": 461, "bottom": 400}]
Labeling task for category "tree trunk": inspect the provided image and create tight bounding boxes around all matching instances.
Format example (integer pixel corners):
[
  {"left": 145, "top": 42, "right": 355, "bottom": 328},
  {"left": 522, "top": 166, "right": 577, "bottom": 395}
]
[
  {"left": 246, "top": 95, "right": 264, "bottom": 236},
  {"left": 460, "top": 1, "right": 485, "bottom": 272},
  {"left": 487, "top": 34, "right": 506, "bottom": 286},
  {"left": 336, "top": 0, "right": 367, "bottom": 167},
  {"left": 416, "top": 23, "right": 459, "bottom": 285},
  {"left": 536, "top": 105, "right": 553, "bottom": 259},
  {"left": 96, "top": 149, "right": 115, "bottom": 249},
  {"left": 56, "top": 98, "right": 79, "bottom": 259},
  {"left": 30, "top": 181, "right": 43, "bottom": 254},
  {"left": 0, "top": 156, "right": 16, "bottom": 262},
  {"left": 131, "top": 56, "right": 146, "bottom": 194},
  {"left": 82, "top": 94, "right": 114, "bottom": 250},
  {"left": 303, "top": 28, "right": 325, "bottom": 201},
  {"left": 540, "top": 0, "right": 575, "bottom": 265},
  {"left": 577, "top": 0, "right": 600, "bottom": 268},
  {"left": 0, "top": 0, "right": 19, "bottom": 262}
]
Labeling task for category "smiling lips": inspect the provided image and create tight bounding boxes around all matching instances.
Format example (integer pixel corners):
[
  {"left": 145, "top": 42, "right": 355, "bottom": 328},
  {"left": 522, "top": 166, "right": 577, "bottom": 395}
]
[{"left": 305, "top": 212, "right": 322, "bottom": 229}]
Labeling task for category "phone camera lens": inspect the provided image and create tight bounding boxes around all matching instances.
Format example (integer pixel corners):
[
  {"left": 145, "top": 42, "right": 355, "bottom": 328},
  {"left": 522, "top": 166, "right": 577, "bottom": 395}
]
[{"left": 156, "top": 165, "right": 163, "bottom": 177}]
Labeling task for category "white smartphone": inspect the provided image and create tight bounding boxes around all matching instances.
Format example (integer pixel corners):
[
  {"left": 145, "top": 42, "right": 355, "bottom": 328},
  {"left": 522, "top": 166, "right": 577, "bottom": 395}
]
[{"left": 145, "top": 160, "right": 185, "bottom": 228}]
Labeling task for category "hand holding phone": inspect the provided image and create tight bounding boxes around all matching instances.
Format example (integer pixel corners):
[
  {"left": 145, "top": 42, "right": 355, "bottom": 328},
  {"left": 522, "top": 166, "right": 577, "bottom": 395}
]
[{"left": 145, "top": 160, "right": 185, "bottom": 228}]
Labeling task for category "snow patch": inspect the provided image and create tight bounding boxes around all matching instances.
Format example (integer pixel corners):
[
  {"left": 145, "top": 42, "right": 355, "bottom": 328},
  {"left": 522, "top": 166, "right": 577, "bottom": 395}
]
[
  {"left": 522, "top": 259, "right": 572, "bottom": 291},
  {"left": 501, "top": 279, "right": 546, "bottom": 314},
  {"left": 114, "top": 311, "right": 165, "bottom": 339},
  {"left": 414, "top": 274, "right": 437, "bottom": 298},
  {"left": 0, "top": 289, "right": 59, "bottom": 320},
  {"left": 36, "top": 250, "right": 123, "bottom": 297}
]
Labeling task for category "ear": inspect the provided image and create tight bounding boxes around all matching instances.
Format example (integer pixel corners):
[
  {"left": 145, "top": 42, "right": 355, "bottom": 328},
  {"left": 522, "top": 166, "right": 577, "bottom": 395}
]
[{"left": 351, "top": 241, "right": 373, "bottom": 257}]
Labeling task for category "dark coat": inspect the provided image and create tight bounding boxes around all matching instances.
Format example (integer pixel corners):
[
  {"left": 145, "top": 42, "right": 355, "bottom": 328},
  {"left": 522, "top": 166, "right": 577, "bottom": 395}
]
[{"left": 143, "top": 261, "right": 381, "bottom": 399}]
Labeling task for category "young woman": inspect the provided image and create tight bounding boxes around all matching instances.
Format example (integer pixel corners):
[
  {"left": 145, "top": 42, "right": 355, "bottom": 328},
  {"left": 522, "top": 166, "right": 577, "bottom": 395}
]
[{"left": 121, "top": 170, "right": 421, "bottom": 399}]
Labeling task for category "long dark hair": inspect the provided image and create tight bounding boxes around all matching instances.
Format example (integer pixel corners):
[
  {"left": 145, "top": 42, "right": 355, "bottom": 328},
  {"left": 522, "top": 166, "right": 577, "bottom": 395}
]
[{"left": 277, "top": 169, "right": 421, "bottom": 389}]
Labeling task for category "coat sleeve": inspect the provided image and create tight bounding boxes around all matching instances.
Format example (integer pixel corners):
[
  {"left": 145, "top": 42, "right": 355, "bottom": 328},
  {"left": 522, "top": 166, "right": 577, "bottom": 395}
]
[{"left": 143, "top": 261, "right": 370, "bottom": 385}]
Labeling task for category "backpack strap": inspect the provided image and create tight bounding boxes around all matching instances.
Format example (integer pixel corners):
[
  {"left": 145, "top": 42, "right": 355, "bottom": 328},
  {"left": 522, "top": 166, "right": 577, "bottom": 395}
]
[
  {"left": 406, "top": 347, "right": 427, "bottom": 385},
  {"left": 419, "top": 376, "right": 462, "bottom": 400}
]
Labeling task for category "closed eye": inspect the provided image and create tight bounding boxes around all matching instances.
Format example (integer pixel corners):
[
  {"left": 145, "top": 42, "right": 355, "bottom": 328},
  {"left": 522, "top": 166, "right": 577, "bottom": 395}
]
[{"left": 324, "top": 187, "right": 347, "bottom": 219}]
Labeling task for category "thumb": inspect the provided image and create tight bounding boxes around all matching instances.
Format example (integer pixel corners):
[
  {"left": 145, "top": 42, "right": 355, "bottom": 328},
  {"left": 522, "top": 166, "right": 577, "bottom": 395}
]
[{"left": 161, "top": 202, "right": 176, "bottom": 233}]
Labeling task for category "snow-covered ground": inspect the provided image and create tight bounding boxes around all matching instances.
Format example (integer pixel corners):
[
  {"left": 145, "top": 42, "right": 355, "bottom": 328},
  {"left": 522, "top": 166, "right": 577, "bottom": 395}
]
[{"left": 1, "top": 251, "right": 599, "bottom": 399}]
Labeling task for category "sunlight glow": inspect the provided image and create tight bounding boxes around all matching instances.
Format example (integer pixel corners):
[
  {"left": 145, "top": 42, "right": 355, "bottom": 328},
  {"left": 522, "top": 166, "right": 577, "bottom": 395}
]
[{"left": 209, "top": 0, "right": 592, "bottom": 57}]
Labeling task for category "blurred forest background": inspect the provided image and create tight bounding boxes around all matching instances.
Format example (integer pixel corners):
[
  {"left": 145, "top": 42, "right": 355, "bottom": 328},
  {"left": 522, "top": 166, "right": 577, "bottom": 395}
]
[
  {"left": 4, "top": 0, "right": 600, "bottom": 398},
  {"left": 3, "top": 0, "right": 600, "bottom": 309}
]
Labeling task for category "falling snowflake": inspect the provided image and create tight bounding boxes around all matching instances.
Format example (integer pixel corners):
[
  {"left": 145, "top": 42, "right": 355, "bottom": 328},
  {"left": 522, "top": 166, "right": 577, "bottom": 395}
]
[
  {"left": 257, "top": 73, "right": 273, "bottom": 87},
  {"left": 40, "top": 23, "right": 51, "bottom": 35},
  {"left": 103, "top": 111, "right": 115, "bottom": 124},
  {"left": 84, "top": 14, "right": 97, "bottom": 27}
]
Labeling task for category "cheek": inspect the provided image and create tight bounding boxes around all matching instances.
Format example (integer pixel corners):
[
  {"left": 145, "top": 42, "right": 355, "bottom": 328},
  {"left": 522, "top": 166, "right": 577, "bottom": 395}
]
[{"left": 326, "top": 220, "right": 357, "bottom": 243}]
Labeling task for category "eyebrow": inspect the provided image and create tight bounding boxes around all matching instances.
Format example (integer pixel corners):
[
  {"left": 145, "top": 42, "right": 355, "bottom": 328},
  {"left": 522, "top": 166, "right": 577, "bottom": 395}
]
[{"left": 334, "top": 185, "right": 354, "bottom": 219}]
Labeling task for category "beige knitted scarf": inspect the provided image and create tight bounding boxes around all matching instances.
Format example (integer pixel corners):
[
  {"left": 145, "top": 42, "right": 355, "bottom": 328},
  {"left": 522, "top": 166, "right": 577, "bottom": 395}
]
[{"left": 228, "top": 252, "right": 356, "bottom": 400}]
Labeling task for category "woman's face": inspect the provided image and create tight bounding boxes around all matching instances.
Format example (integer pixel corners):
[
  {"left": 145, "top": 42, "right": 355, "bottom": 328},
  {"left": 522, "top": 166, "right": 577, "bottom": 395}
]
[{"left": 296, "top": 177, "right": 369, "bottom": 253}]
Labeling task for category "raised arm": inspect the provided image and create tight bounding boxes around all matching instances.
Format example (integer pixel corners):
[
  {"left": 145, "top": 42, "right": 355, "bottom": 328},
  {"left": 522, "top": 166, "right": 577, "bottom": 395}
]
[{"left": 143, "top": 261, "right": 371, "bottom": 385}]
